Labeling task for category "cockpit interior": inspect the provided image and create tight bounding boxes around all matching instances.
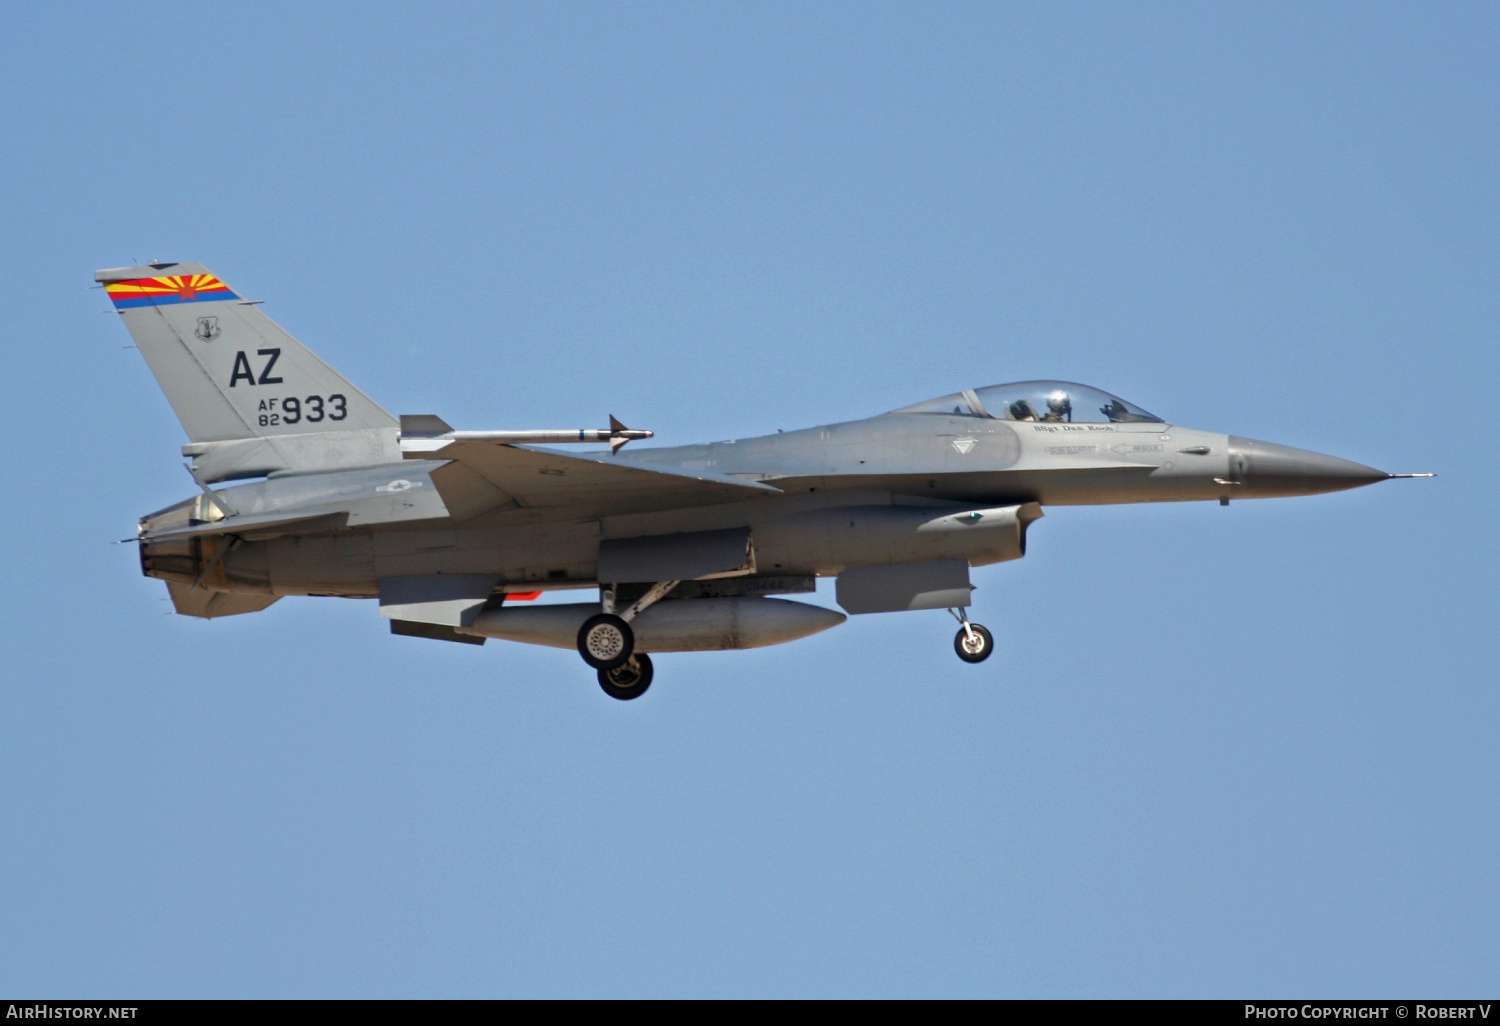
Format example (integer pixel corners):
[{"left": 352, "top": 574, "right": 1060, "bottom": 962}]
[{"left": 893, "top": 381, "right": 1162, "bottom": 425}]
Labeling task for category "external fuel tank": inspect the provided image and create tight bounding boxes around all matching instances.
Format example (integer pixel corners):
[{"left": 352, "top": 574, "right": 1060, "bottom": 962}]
[{"left": 465, "top": 597, "right": 846, "bottom": 652}]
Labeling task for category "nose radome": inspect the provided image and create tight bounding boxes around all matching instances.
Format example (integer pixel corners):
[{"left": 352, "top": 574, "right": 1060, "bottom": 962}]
[{"left": 1227, "top": 437, "right": 1388, "bottom": 497}]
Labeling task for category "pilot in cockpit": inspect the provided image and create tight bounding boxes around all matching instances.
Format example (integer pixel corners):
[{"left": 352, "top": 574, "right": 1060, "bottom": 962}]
[
  {"left": 896, "top": 381, "right": 1161, "bottom": 425},
  {"left": 1041, "top": 390, "right": 1072, "bottom": 422}
]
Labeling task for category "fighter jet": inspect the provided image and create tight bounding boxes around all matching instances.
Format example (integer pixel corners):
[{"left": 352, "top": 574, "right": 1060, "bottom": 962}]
[{"left": 104, "top": 263, "right": 1430, "bottom": 699}]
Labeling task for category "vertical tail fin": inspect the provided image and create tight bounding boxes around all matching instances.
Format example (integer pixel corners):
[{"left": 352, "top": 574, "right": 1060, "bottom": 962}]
[{"left": 98, "top": 263, "right": 399, "bottom": 481}]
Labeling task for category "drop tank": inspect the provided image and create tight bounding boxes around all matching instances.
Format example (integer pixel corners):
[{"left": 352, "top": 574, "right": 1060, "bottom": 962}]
[{"left": 465, "top": 597, "right": 845, "bottom": 652}]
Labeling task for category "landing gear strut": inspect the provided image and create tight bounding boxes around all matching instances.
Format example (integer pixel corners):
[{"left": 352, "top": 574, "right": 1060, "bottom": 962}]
[
  {"left": 598, "top": 653, "right": 653, "bottom": 700},
  {"left": 949, "top": 608, "right": 994, "bottom": 663},
  {"left": 578, "top": 581, "right": 680, "bottom": 678}
]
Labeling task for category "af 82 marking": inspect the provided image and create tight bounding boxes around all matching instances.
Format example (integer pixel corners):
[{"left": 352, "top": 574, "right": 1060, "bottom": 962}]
[{"left": 256, "top": 394, "right": 347, "bottom": 426}]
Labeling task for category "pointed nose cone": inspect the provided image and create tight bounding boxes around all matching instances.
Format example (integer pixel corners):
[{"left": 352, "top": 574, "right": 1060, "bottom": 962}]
[{"left": 1228, "top": 437, "right": 1388, "bottom": 497}]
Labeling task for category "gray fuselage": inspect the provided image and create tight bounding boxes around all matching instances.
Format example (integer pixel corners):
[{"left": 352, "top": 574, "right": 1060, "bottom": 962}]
[{"left": 138, "top": 407, "right": 1385, "bottom": 602}]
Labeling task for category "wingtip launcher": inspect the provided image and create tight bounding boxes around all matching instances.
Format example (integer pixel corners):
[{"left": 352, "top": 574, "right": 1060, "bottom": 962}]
[{"left": 398, "top": 414, "right": 653, "bottom": 456}]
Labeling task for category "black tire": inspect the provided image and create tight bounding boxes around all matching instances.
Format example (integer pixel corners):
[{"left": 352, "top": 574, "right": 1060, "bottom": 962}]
[
  {"left": 954, "top": 623, "right": 994, "bottom": 663},
  {"left": 577, "top": 613, "right": 635, "bottom": 670},
  {"left": 598, "top": 653, "right": 653, "bottom": 701}
]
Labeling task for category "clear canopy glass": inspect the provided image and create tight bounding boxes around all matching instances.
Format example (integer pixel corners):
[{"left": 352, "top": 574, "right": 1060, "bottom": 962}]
[{"left": 892, "top": 381, "right": 1162, "bottom": 424}]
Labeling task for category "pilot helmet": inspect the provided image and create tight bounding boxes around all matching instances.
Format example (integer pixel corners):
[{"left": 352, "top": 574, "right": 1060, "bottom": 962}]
[{"left": 1046, "top": 390, "right": 1072, "bottom": 418}]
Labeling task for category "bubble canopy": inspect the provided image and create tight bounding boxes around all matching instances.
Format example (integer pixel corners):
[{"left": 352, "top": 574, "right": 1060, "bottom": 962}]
[{"left": 892, "top": 381, "right": 1163, "bottom": 425}]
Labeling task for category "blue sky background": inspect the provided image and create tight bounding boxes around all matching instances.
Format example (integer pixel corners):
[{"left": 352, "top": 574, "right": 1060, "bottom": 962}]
[{"left": 0, "top": 2, "right": 1495, "bottom": 997}]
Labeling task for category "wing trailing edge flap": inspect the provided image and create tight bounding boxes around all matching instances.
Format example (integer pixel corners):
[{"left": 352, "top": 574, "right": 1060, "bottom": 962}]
[{"left": 409, "top": 440, "right": 780, "bottom": 518}]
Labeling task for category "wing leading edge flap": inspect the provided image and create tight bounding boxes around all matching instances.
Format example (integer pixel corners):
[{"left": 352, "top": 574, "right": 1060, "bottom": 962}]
[{"left": 410, "top": 440, "right": 780, "bottom": 518}]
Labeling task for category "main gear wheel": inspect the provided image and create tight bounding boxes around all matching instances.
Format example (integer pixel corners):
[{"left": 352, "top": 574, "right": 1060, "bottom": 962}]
[
  {"left": 577, "top": 613, "right": 634, "bottom": 670},
  {"left": 598, "top": 654, "right": 653, "bottom": 700}
]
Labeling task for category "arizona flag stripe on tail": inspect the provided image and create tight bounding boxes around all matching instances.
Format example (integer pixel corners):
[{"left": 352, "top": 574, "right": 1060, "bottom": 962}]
[
  {"left": 97, "top": 262, "right": 397, "bottom": 476},
  {"left": 105, "top": 273, "right": 238, "bottom": 309}
]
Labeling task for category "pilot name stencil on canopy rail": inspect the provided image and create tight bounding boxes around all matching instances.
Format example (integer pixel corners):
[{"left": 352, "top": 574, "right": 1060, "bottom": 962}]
[{"left": 103, "top": 262, "right": 1432, "bottom": 701}]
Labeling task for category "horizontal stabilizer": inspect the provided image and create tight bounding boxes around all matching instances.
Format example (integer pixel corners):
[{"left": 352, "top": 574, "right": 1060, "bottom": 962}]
[
  {"left": 167, "top": 582, "right": 280, "bottom": 619},
  {"left": 145, "top": 510, "right": 349, "bottom": 543},
  {"left": 142, "top": 465, "right": 455, "bottom": 541}
]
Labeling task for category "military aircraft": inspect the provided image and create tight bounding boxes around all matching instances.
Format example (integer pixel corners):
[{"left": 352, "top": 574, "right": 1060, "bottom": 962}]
[{"left": 103, "top": 262, "right": 1430, "bottom": 699}]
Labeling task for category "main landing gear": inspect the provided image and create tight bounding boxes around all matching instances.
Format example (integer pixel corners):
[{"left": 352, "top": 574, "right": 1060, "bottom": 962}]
[
  {"left": 577, "top": 581, "right": 680, "bottom": 698},
  {"left": 577, "top": 613, "right": 634, "bottom": 670},
  {"left": 598, "top": 653, "right": 653, "bottom": 700},
  {"left": 949, "top": 608, "right": 994, "bottom": 663}
]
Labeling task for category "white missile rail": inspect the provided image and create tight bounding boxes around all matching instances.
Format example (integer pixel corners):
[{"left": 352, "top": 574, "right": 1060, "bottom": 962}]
[{"left": 399, "top": 414, "right": 652, "bottom": 455}]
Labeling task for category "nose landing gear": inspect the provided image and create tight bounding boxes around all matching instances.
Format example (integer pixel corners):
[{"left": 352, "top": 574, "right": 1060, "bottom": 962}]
[{"left": 949, "top": 608, "right": 994, "bottom": 663}]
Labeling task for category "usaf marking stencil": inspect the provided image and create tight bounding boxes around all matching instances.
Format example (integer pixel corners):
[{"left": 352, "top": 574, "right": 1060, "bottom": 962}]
[{"left": 103, "top": 262, "right": 1431, "bottom": 700}]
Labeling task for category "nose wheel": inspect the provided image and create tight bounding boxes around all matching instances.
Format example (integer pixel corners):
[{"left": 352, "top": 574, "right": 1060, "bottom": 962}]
[
  {"left": 954, "top": 624, "right": 994, "bottom": 662},
  {"left": 949, "top": 608, "right": 994, "bottom": 663},
  {"left": 598, "top": 654, "right": 653, "bottom": 700}
]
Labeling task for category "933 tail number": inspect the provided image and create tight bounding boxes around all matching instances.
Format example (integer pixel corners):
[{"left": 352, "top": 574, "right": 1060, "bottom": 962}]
[{"left": 257, "top": 395, "right": 346, "bottom": 426}]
